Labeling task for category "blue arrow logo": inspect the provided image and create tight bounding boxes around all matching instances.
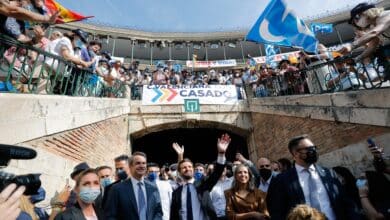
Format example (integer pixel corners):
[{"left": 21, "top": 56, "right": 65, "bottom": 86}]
[{"left": 152, "top": 88, "right": 163, "bottom": 102}]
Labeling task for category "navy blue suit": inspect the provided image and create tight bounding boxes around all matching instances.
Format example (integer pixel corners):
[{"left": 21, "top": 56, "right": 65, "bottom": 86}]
[
  {"left": 104, "top": 178, "right": 163, "bottom": 220},
  {"left": 266, "top": 164, "right": 360, "bottom": 220}
]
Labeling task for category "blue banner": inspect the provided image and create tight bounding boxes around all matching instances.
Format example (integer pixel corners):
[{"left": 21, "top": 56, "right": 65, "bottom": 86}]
[
  {"left": 265, "top": 44, "right": 280, "bottom": 67},
  {"left": 310, "top": 23, "right": 333, "bottom": 34},
  {"left": 246, "top": 0, "right": 318, "bottom": 53}
]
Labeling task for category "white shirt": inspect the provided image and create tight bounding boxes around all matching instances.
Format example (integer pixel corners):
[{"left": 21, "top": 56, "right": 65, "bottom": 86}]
[
  {"left": 130, "top": 176, "right": 147, "bottom": 211},
  {"left": 43, "top": 37, "right": 74, "bottom": 71},
  {"left": 258, "top": 175, "right": 272, "bottom": 193},
  {"left": 210, "top": 177, "right": 233, "bottom": 217},
  {"left": 180, "top": 155, "right": 226, "bottom": 220},
  {"left": 156, "top": 180, "right": 173, "bottom": 220},
  {"left": 295, "top": 164, "right": 336, "bottom": 220}
]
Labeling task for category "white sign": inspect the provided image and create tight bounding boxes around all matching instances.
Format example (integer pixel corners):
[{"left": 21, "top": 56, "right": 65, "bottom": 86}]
[
  {"left": 186, "top": 59, "right": 237, "bottom": 68},
  {"left": 142, "top": 85, "right": 238, "bottom": 105},
  {"left": 252, "top": 51, "right": 301, "bottom": 64}
]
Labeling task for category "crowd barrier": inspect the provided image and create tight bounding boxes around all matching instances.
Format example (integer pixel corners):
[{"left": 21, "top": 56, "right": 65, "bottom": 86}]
[{"left": 0, "top": 34, "right": 126, "bottom": 97}]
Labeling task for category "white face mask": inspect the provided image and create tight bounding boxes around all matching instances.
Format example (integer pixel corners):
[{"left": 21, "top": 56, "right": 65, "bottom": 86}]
[{"left": 355, "top": 15, "right": 369, "bottom": 28}]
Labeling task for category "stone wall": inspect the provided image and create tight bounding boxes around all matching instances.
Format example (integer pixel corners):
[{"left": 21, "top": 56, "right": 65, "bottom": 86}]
[
  {"left": 3, "top": 115, "right": 130, "bottom": 206},
  {"left": 250, "top": 112, "right": 390, "bottom": 174}
]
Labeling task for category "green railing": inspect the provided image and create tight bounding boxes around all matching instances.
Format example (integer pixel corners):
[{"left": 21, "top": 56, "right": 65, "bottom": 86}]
[{"left": 0, "top": 34, "right": 127, "bottom": 97}]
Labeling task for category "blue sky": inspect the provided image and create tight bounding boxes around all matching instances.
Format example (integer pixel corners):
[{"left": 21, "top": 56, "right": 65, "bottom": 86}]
[{"left": 57, "top": 0, "right": 373, "bottom": 32}]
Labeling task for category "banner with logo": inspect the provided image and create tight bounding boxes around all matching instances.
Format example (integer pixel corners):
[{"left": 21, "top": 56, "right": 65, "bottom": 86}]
[
  {"left": 186, "top": 59, "right": 237, "bottom": 68},
  {"left": 142, "top": 85, "right": 238, "bottom": 105},
  {"left": 252, "top": 51, "right": 301, "bottom": 64}
]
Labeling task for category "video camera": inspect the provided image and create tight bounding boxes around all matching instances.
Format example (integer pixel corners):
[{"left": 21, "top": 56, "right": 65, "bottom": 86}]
[{"left": 0, "top": 144, "right": 41, "bottom": 195}]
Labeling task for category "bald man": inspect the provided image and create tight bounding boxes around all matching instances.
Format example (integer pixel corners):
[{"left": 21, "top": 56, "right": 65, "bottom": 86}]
[{"left": 236, "top": 154, "right": 278, "bottom": 193}]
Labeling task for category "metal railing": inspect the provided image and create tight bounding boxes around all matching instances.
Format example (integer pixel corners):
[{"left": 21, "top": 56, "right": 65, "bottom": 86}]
[
  {"left": 251, "top": 52, "right": 389, "bottom": 98},
  {"left": 0, "top": 34, "right": 126, "bottom": 97}
]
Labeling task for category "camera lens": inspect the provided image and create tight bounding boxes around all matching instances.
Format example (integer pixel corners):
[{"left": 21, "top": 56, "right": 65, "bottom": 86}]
[{"left": 10, "top": 174, "right": 41, "bottom": 195}]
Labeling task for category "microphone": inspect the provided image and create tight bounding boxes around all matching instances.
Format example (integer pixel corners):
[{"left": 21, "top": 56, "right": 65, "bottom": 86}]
[{"left": 0, "top": 144, "right": 37, "bottom": 166}]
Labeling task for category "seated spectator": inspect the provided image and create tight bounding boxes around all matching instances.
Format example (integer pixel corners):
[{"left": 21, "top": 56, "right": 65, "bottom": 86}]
[
  {"left": 357, "top": 171, "right": 390, "bottom": 220},
  {"left": 287, "top": 204, "right": 327, "bottom": 220},
  {"left": 54, "top": 169, "right": 104, "bottom": 220},
  {"left": 224, "top": 164, "right": 269, "bottom": 220}
]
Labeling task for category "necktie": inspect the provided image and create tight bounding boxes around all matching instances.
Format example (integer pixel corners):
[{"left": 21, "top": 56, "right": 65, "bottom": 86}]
[
  {"left": 137, "top": 182, "right": 147, "bottom": 220},
  {"left": 306, "top": 169, "right": 322, "bottom": 211},
  {"left": 186, "top": 184, "right": 193, "bottom": 220}
]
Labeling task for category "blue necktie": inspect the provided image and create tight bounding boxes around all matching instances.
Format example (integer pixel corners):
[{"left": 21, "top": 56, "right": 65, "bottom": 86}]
[
  {"left": 306, "top": 169, "right": 322, "bottom": 211},
  {"left": 186, "top": 184, "right": 193, "bottom": 220},
  {"left": 137, "top": 182, "right": 147, "bottom": 220}
]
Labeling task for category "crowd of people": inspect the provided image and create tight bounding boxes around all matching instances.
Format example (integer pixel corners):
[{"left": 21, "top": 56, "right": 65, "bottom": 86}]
[
  {"left": 0, "top": 1, "right": 388, "bottom": 100},
  {"left": 1, "top": 133, "right": 389, "bottom": 220}
]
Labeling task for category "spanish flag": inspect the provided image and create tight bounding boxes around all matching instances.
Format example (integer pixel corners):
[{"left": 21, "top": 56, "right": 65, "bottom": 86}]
[{"left": 45, "top": 0, "right": 94, "bottom": 24}]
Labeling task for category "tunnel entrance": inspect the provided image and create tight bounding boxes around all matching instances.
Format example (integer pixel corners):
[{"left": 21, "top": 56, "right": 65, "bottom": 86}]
[{"left": 131, "top": 127, "right": 249, "bottom": 166}]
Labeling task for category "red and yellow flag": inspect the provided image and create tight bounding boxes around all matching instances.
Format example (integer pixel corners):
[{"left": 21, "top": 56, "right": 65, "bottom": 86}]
[{"left": 45, "top": 0, "right": 94, "bottom": 24}]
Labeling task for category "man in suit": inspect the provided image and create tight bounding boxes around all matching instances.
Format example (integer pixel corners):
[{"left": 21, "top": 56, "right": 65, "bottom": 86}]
[
  {"left": 105, "top": 152, "right": 163, "bottom": 220},
  {"left": 236, "top": 153, "right": 277, "bottom": 193},
  {"left": 266, "top": 135, "right": 360, "bottom": 220},
  {"left": 170, "top": 133, "right": 231, "bottom": 220}
]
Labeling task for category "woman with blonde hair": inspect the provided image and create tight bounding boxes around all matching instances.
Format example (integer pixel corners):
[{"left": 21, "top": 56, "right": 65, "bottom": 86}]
[
  {"left": 224, "top": 164, "right": 269, "bottom": 220},
  {"left": 287, "top": 204, "right": 327, "bottom": 220},
  {"left": 18, "top": 195, "right": 39, "bottom": 220}
]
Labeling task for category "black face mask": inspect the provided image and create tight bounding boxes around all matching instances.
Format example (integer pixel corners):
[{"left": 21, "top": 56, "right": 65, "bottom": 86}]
[
  {"left": 226, "top": 170, "right": 233, "bottom": 178},
  {"left": 259, "top": 168, "right": 272, "bottom": 180},
  {"left": 302, "top": 148, "right": 318, "bottom": 165},
  {"left": 117, "top": 170, "right": 128, "bottom": 181}
]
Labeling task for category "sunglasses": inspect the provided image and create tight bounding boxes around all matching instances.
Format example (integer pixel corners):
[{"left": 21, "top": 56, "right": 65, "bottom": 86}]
[
  {"left": 259, "top": 164, "right": 271, "bottom": 169},
  {"left": 296, "top": 146, "right": 317, "bottom": 153}
]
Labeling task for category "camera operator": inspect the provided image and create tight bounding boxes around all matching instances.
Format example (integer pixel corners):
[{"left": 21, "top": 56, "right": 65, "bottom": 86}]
[{"left": 0, "top": 183, "right": 26, "bottom": 220}]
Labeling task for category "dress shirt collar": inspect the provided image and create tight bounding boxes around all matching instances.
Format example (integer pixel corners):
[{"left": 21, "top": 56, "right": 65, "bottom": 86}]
[
  {"left": 295, "top": 163, "right": 316, "bottom": 173},
  {"left": 130, "top": 175, "right": 144, "bottom": 185}
]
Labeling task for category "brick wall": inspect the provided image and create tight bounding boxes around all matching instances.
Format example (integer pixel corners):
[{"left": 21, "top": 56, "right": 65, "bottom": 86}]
[
  {"left": 251, "top": 113, "right": 390, "bottom": 161},
  {"left": 24, "top": 115, "right": 130, "bottom": 167}
]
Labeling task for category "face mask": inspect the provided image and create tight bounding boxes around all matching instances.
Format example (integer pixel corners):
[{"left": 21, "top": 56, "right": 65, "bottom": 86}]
[
  {"left": 355, "top": 15, "right": 369, "bottom": 28},
  {"left": 194, "top": 171, "right": 203, "bottom": 181},
  {"left": 302, "top": 148, "right": 318, "bottom": 165},
  {"left": 79, "top": 187, "right": 100, "bottom": 204},
  {"left": 117, "top": 169, "right": 128, "bottom": 181},
  {"left": 226, "top": 170, "right": 233, "bottom": 178},
  {"left": 147, "top": 172, "right": 158, "bottom": 182},
  {"left": 259, "top": 168, "right": 272, "bottom": 180},
  {"left": 356, "top": 179, "right": 367, "bottom": 188},
  {"left": 100, "top": 177, "right": 112, "bottom": 188}
]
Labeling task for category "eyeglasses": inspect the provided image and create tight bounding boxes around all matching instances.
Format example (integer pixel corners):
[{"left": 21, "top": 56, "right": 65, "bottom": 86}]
[
  {"left": 259, "top": 164, "right": 271, "bottom": 169},
  {"left": 296, "top": 146, "right": 317, "bottom": 153}
]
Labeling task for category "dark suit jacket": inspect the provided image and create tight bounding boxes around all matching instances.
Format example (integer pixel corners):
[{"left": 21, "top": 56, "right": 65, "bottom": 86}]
[
  {"left": 266, "top": 164, "right": 360, "bottom": 220},
  {"left": 104, "top": 178, "right": 163, "bottom": 220},
  {"left": 170, "top": 162, "right": 225, "bottom": 220}
]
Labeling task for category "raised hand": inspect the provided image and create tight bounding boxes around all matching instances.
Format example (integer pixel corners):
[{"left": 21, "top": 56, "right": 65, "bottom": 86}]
[
  {"left": 172, "top": 142, "right": 184, "bottom": 155},
  {"left": 217, "top": 133, "right": 231, "bottom": 154},
  {"left": 236, "top": 153, "right": 247, "bottom": 163}
]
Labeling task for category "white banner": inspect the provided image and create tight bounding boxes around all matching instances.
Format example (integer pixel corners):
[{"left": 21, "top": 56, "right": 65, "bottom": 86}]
[
  {"left": 252, "top": 51, "right": 301, "bottom": 64},
  {"left": 142, "top": 85, "right": 238, "bottom": 105},
  {"left": 186, "top": 59, "right": 237, "bottom": 68}
]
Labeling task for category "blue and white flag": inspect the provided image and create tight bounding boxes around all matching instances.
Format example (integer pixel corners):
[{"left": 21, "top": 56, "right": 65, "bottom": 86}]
[
  {"left": 265, "top": 44, "right": 280, "bottom": 67},
  {"left": 246, "top": 0, "right": 318, "bottom": 53},
  {"left": 310, "top": 23, "right": 333, "bottom": 34}
]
